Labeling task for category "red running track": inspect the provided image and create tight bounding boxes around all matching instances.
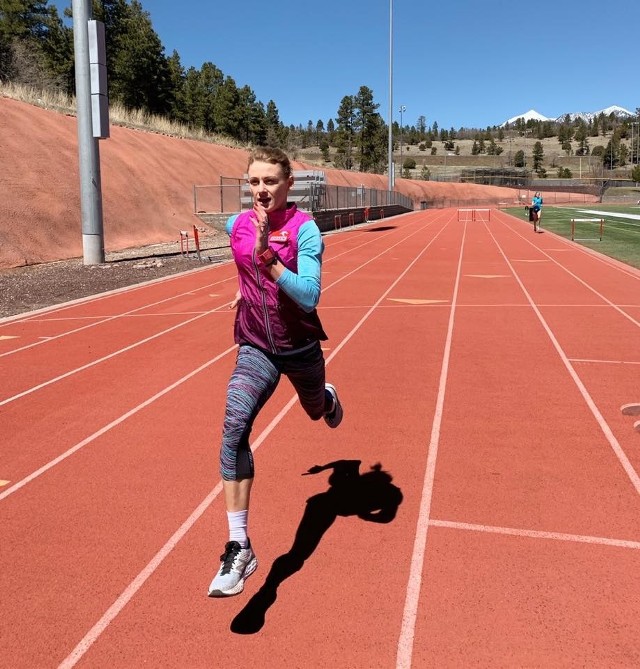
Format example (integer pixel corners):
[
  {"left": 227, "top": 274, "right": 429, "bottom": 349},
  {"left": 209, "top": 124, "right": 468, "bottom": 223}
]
[{"left": 2, "top": 209, "right": 640, "bottom": 668}]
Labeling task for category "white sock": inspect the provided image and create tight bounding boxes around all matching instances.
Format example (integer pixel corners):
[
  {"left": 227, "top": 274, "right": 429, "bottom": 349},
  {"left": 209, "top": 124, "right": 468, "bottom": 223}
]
[{"left": 227, "top": 510, "right": 248, "bottom": 548}]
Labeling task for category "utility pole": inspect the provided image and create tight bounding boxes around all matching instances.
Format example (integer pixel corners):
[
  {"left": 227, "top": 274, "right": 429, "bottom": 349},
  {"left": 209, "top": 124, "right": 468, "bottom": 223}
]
[
  {"left": 72, "top": 0, "right": 107, "bottom": 264},
  {"left": 387, "top": 0, "right": 394, "bottom": 190},
  {"left": 399, "top": 105, "right": 406, "bottom": 178}
]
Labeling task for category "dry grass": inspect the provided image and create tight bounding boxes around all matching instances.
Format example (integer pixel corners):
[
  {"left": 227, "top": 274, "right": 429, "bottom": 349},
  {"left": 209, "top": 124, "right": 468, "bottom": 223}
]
[
  {"left": 2, "top": 81, "right": 632, "bottom": 179},
  {"left": 0, "top": 81, "right": 245, "bottom": 148}
]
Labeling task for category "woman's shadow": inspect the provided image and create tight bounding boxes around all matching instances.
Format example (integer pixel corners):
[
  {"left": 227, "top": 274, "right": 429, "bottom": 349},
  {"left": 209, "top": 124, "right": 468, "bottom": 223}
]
[{"left": 231, "top": 459, "right": 403, "bottom": 634}]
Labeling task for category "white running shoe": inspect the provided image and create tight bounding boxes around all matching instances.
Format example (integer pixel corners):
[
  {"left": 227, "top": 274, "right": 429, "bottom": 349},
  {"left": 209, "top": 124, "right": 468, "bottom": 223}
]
[
  {"left": 324, "top": 383, "right": 343, "bottom": 429},
  {"left": 208, "top": 540, "right": 258, "bottom": 597}
]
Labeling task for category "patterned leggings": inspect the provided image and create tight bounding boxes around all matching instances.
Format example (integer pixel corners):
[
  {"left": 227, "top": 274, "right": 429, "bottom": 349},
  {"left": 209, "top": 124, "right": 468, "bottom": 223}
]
[{"left": 220, "top": 343, "right": 326, "bottom": 481}]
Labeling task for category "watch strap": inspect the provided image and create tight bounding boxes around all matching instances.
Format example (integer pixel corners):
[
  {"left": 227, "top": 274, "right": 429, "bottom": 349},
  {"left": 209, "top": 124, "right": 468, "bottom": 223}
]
[{"left": 258, "top": 247, "right": 277, "bottom": 266}]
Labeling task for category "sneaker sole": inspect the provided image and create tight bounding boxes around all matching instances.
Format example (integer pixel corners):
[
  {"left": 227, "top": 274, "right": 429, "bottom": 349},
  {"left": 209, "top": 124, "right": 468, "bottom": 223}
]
[
  {"left": 207, "top": 556, "right": 258, "bottom": 597},
  {"left": 324, "top": 383, "right": 343, "bottom": 429}
]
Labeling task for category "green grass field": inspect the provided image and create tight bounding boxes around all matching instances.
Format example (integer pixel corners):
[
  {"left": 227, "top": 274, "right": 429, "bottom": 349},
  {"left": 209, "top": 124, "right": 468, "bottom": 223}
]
[{"left": 503, "top": 204, "right": 640, "bottom": 270}]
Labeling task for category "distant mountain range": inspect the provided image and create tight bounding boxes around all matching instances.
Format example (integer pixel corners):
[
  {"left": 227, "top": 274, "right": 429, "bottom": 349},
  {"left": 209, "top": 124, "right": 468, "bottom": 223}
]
[{"left": 501, "top": 105, "right": 634, "bottom": 126}]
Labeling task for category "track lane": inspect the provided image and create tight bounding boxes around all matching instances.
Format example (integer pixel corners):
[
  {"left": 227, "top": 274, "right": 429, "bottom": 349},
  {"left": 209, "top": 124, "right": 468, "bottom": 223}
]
[
  {"left": 2, "top": 213, "right": 454, "bottom": 667},
  {"left": 404, "top": 213, "right": 640, "bottom": 666},
  {"left": 2, "top": 216, "right": 437, "bottom": 486},
  {"left": 3, "top": 209, "right": 640, "bottom": 667},
  {"left": 54, "top": 211, "right": 460, "bottom": 668}
]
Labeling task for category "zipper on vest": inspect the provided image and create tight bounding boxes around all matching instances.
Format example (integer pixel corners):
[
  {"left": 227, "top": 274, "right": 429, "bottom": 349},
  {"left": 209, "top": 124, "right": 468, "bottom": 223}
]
[{"left": 253, "top": 250, "right": 277, "bottom": 353}]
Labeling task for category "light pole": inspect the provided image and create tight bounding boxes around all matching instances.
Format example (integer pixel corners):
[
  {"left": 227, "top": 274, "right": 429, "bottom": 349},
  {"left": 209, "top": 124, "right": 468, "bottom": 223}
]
[
  {"left": 399, "top": 105, "right": 406, "bottom": 177},
  {"left": 387, "top": 0, "right": 394, "bottom": 190},
  {"left": 632, "top": 122, "right": 639, "bottom": 166}
]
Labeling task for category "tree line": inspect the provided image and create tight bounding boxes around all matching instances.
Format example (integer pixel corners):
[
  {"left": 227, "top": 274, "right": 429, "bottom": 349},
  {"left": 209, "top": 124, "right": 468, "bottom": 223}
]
[
  {"left": 0, "top": 0, "right": 412, "bottom": 172},
  {"left": 1, "top": 1, "right": 638, "bottom": 176}
]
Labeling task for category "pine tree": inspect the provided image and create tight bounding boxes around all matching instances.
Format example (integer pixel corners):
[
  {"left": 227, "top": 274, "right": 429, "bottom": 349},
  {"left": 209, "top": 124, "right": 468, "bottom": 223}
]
[
  {"left": 166, "top": 50, "right": 186, "bottom": 123},
  {"left": 107, "top": 0, "right": 173, "bottom": 114},
  {"left": 265, "top": 99, "right": 283, "bottom": 146},
  {"left": 198, "top": 61, "right": 224, "bottom": 132},
  {"left": 353, "top": 86, "right": 385, "bottom": 172},
  {"left": 40, "top": 5, "right": 73, "bottom": 92},
  {"left": 212, "top": 75, "right": 240, "bottom": 138},
  {"left": 532, "top": 141, "right": 544, "bottom": 171},
  {"left": 0, "top": 0, "right": 65, "bottom": 86},
  {"left": 237, "top": 84, "right": 267, "bottom": 145},
  {"left": 335, "top": 95, "right": 355, "bottom": 169}
]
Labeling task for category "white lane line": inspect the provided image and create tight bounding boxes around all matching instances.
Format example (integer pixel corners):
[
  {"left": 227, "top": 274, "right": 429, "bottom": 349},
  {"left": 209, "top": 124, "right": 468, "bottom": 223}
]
[
  {"left": 2, "top": 221, "right": 402, "bottom": 369},
  {"left": 0, "top": 276, "right": 235, "bottom": 359},
  {"left": 499, "top": 219, "right": 640, "bottom": 327},
  {"left": 57, "top": 215, "right": 453, "bottom": 668},
  {"left": 577, "top": 209, "right": 640, "bottom": 222},
  {"left": 570, "top": 358, "right": 640, "bottom": 365},
  {"left": 396, "top": 219, "right": 465, "bottom": 669},
  {"left": 6, "top": 217, "right": 436, "bottom": 502},
  {"left": 505, "top": 212, "right": 640, "bottom": 281},
  {"left": 0, "top": 346, "right": 237, "bottom": 503},
  {"left": 0, "top": 306, "right": 227, "bottom": 408},
  {"left": 487, "top": 226, "right": 640, "bottom": 496},
  {"left": 429, "top": 519, "right": 640, "bottom": 551}
]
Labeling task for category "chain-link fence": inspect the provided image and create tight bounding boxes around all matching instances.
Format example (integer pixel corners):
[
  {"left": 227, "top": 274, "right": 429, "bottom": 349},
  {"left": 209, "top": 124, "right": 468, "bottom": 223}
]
[
  {"left": 194, "top": 176, "right": 412, "bottom": 214},
  {"left": 193, "top": 177, "right": 244, "bottom": 214}
]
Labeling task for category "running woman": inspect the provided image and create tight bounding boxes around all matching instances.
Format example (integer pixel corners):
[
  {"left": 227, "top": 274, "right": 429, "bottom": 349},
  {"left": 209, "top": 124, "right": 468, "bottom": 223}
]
[{"left": 208, "top": 147, "right": 343, "bottom": 597}]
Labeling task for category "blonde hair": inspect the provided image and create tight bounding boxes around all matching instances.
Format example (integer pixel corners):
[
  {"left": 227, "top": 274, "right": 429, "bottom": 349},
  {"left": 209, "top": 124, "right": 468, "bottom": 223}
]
[{"left": 247, "top": 146, "right": 292, "bottom": 179}]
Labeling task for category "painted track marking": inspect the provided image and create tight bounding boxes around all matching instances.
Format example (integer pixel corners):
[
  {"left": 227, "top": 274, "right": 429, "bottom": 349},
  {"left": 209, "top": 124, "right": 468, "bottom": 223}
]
[
  {"left": 430, "top": 519, "right": 640, "bottom": 550},
  {"left": 0, "top": 275, "right": 235, "bottom": 359},
  {"left": 57, "top": 217, "right": 451, "bottom": 668},
  {"left": 396, "top": 218, "right": 466, "bottom": 669},
  {"left": 0, "top": 346, "right": 237, "bottom": 502},
  {"left": 3, "top": 219, "right": 434, "bottom": 501},
  {"left": 486, "top": 222, "right": 640, "bottom": 496}
]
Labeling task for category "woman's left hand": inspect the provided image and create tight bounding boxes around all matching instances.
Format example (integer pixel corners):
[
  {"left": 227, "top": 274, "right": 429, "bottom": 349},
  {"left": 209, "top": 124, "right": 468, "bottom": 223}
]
[{"left": 229, "top": 290, "right": 241, "bottom": 309}]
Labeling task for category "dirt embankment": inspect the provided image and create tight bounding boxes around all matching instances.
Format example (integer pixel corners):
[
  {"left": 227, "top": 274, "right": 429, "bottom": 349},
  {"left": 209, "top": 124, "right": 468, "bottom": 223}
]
[{"left": 0, "top": 96, "right": 592, "bottom": 270}]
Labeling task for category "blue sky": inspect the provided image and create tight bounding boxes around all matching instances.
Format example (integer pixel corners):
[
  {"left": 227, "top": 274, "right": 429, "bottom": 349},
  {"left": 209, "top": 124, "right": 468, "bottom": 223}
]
[{"left": 53, "top": 0, "right": 639, "bottom": 130}]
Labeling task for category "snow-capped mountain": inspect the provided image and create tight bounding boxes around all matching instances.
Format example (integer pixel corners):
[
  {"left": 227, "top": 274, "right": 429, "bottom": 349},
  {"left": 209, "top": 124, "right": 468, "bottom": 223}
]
[
  {"left": 501, "top": 105, "right": 633, "bottom": 127},
  {"left": 553, "top": 105, "right": 634, "bottom": 122},
  {"left": 501, "top": 109, "right": 550, "bottom": 126}
]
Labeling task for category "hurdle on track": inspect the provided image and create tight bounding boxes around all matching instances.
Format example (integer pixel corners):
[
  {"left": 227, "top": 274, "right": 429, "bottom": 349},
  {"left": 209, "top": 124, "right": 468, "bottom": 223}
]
[
  {"left": 179, "top": 225, "right": 203, "bottom": 260},
  {"left": 571, "top": 218, "right": 604, "bottom": 242},
  {"left": 179, "top": 230, "right": 190, "bottom": 256},
  {"left": 457, "top": 208, "right": 491, "bottom": 222}
]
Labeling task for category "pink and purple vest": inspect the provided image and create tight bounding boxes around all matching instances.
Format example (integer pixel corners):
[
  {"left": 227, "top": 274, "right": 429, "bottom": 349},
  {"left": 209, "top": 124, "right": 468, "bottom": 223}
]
[{"left": 230, "top": 204, "right": 327, "bottom": 354}]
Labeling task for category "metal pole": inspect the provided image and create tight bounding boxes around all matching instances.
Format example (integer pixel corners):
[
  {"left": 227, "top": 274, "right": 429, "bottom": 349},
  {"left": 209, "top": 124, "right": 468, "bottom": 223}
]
[
  {"left": 72, "top": 0, "right": 105, "bottom": 264},
  {"left": 399, "top": 105, "right": 405, "bottom": 177},
  {"left": 387, "top": 0, "right": 394, "bottom": 190}
]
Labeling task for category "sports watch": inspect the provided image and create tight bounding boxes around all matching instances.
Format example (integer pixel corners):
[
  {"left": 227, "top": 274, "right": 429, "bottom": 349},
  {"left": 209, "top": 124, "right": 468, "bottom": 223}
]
[{"left": 258, "top": 247, "right": 278, "bottom": 266}]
